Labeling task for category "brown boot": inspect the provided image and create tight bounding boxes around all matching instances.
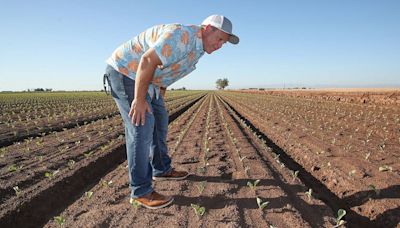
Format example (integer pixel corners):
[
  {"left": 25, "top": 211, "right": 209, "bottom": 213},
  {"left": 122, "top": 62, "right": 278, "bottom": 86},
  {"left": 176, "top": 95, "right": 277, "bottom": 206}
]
[
  {"left": 129, "top": 191, "right": 173, "bottom": 209},
  {"left": 153, "top": 168, "right": 190, "bottom": 181}
]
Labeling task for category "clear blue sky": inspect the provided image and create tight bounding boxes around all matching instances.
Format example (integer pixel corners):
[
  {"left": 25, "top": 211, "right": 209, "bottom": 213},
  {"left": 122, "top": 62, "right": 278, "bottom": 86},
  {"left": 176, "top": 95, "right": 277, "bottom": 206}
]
[{"left": 1, "top": 0, "right": 399, "bottom": 91}]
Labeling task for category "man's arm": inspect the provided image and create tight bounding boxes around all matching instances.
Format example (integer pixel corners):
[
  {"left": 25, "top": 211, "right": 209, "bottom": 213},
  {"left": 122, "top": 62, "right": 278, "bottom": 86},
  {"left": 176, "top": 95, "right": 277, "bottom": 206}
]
[{"left": 128, "top": 48, "right": 162, "bottom": 126}]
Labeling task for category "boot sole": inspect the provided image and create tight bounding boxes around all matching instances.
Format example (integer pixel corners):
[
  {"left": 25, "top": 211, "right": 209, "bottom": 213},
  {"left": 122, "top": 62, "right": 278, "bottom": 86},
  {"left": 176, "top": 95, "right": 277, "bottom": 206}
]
[
  {"left": 152, "top": 173, "right": 190, "bottom": 181},
  {"left": 130, "top": 197, "right": 174, "bottom": 209}
]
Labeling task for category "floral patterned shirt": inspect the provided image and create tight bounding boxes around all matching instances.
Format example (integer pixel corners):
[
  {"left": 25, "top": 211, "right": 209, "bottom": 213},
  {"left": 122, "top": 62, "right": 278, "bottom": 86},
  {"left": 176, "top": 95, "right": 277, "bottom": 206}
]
[{"left": 106, "top": 23, "right": 205, "bottom": 98}]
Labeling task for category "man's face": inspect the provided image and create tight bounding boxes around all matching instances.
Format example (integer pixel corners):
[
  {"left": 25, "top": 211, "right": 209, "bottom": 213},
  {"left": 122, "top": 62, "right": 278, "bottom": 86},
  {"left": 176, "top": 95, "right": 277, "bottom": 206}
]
[{"left": 202, "top": 25, "right": 230, "bottom": 54}]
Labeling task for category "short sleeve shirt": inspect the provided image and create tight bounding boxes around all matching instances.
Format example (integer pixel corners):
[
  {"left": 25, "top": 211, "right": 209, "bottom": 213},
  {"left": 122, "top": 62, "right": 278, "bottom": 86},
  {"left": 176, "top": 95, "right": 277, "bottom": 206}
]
[{"left": 106, "top": 24, "right": 205, "bottom": 97}]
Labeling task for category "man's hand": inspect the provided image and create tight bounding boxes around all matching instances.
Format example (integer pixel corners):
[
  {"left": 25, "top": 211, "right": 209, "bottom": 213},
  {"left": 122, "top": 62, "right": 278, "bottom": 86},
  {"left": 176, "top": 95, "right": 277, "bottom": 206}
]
[
  {"left": 160, "top": 87, "right": 167, "bottom": 98},
  {"left": 129, "top": 98, "right": 152, "bottom": 126},
  {"left": 131, "top": 47, "right": 162, "bottom": 126}
]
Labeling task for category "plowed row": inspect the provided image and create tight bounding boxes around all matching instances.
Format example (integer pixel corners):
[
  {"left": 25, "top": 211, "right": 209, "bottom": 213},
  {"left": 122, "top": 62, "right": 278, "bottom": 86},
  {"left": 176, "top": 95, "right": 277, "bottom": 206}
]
[
  {"left": 43, "top": 93, "right": 335, "bottom": 228},
  {"left": 2, "top": 90, "right": 398, "bottom": 227},
  {"left": 0, "top": 91, "right": 205, "bottom": 227},
  {"left": 219, "top": 91, "right": 400, "bottom": 227}
]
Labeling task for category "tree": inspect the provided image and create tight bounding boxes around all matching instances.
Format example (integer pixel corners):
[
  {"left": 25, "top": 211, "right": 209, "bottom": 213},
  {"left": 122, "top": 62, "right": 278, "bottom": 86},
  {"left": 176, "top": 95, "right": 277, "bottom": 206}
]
[{"left": 216, "top": 78, "right": 229, "bottom": 90}]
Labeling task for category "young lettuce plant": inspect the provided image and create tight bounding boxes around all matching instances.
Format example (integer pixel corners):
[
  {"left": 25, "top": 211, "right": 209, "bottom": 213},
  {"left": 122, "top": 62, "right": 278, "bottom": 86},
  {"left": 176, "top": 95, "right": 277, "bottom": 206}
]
[
  {"left": 130, "top": 199, "right": 140, "bottom": 209},
  {"left": 247, "top": 179, "right": 260, "bottom": 191},
  {"left": 45, "top": 169, "right": 60, "bottom": 179},
  {"left": 13, "top": 186, "right": 21, "bottom": 196},
  {"left": 305, "top": 188, "right": 313, "bottom": 202},
  {"left": 379, "top": 165, "right": 392, "bottom": 172},
  {"left": 8, "top": 164, "right": 18, "bottom": 172},
  {"left": 291, "top": 170, "right": 299, "bottom": 183},
  {"left": 196, "top": 181, "right": 207, "bottom": 194},
  {"left": 101, "top": 180, "right": 113, "bottom": 187},
  {"left": 348, "top": 169, "right": 356, "bottom": 178},
  {"left": 68, "top": 159, "right": 75, "bottom": 169},
  {"left": 333, "top": 209, "right": 346, "bottom": 227},
  {"left": 54, "top": 215, "right": 65, "bottom": 226},
  {"left": 197, "top": 166, "right": 206, "bottom": 175},
  {"left": 256, "top": 197, "right": 269, "bottom": 211},
  {"left": 368, "top": 185, "right": 380, "bottom": 196},
  {"left": 85, "top": 191, "right": 93, "bottom": 199},
  {"left": 239, "top": 155, "right": 247, "bottom": 162},
  {"left": 191, "top": 203, "right": 206, "bottom": 218}
]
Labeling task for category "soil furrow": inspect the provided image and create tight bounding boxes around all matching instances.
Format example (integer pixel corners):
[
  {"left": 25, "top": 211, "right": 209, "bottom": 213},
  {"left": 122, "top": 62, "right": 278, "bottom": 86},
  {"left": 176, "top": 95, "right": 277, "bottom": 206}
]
[
  {"left": 219, "top": 94, "right": 380, "bottom": 227},
  {"left": 0, "top": 94, "right": 203, "bottom": 228}
]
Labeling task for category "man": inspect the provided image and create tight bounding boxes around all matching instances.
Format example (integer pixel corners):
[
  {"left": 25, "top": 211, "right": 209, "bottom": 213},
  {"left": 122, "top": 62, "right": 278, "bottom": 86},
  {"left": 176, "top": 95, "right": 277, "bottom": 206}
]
[{"left": 104, "top": 15, "right": 239, "bottom": 209}]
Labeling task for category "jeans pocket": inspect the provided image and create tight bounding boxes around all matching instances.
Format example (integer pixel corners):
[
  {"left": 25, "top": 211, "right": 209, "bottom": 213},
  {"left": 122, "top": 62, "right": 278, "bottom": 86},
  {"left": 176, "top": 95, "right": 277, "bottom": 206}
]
[{"left": 106, "top": 67, "right": 126, "bottom": 100}]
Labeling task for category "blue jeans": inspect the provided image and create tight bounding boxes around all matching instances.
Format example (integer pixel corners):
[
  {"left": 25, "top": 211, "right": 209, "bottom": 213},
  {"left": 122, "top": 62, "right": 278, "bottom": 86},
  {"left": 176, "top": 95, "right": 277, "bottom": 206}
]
[{"left": 105, "top": 65, "right": 172, "bottom": 198}]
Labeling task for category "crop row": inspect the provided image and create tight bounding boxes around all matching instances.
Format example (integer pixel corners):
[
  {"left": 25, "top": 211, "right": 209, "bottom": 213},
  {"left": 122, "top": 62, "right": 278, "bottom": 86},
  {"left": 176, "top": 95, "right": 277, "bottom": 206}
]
[
  {"left": 218, "top": 91, "right": 400, "bottom": 227},
  {"left": 0, "top": 91, "right": 206, "bottom": 147},
  {"left": 44, "top": 93, "right": 335, "bottom": 227},
  {"left": 0, "top": 92, "right": 205, "bottom": 227}
]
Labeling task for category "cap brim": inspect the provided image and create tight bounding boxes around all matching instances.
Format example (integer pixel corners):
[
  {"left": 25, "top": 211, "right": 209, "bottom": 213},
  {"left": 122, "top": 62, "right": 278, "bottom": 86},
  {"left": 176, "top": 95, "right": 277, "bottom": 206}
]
[
  {"left": 228, "top": 34, "right": 239, "bottom": 44},
  {"left": 213, "top": 26, "right": 239, "bottom": 45},
  {"left": 218, "top": 28, "right": 239, "bottom": 44}
]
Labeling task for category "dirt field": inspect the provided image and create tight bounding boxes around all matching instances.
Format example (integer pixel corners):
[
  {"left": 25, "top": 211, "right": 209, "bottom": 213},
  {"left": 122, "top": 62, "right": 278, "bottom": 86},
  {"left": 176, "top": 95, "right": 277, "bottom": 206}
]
[
  {"left": 241, "top": 88, "right": 400, "bottom": 105},
  {"left": 0, "top": 90, "right": 399, "bottom": 227}
]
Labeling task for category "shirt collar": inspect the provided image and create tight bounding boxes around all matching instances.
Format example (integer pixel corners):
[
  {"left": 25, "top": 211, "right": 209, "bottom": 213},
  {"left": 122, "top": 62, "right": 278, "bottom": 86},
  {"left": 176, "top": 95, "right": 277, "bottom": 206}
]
[{"left": 195, "top": 26, "right": 205, "bottom": 55}]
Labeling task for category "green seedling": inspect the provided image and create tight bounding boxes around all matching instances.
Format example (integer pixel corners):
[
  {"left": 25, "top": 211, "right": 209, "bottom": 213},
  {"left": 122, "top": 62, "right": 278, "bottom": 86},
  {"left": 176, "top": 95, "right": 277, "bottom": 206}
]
[
  {"left": 379, "top": 165, "right": 392, "bottom": 172},
  {"left": 368, "top": 185, "right": 380, "bottom": 196},
  {"left": 45, "top": 169, "right": 60, "bottom": 179},
  {"left": 13, "top": 186, "right": 21, "bottom": 196},
  {"left": 84, "top": 151, "right": 94, "bottom": 158},
  {"left": 197, "top": 166, "right": 206, "bottom": 175},
  {"left": 365, "top": 152, "right": 371, "bottom": 161},
  {"left": 196, "top": 181, "right": 207, "bottom": 194},
  {"left": 292, "top": 170, "right": 299, "bottom": 182},
  {"left": 0, "top": 147, "right": 6, "bottom": 157},
  {"left": 203, "top": 156, "right": 209, "bottom": 166},
  {"left": 54, "top": 215, "right": 65, "bottom": 226},
  {"left": 247, "top": 179, "right": 260, "bottom": 191},
  {"left": 85, "top": 191, "right": 93, "bottom": 199},
  {"left": 305, "top": 188, "right": 313, "bottom": 202},
  {"left": 348, "top": 169, "right": 356, "bottom": 177},
  {"left": 68, "top": 159, "right": 75, "bottom": 169},
  {"left": 102, "top": 180, "right": 113, "bottom": 187},
  {"left": 45, "top": 172, "right": 52, "bottom": 179},
  {"left": 256, "top": 197, "right": 269, "bottom": 210},
  {"left": 8, "top": 164, "right": 18, "bottom": 172},
  {"left": 101, "top": 145, "right": 109, "bottom": 152},
  {"left": 191, "top": 203, "right": 206, "bottom": 217},
  {"left": 130, "top": 199, "right": 140, "bottom": 209},
  {"left": 333, "top": 209, "right": 346, "bottom": 227}
]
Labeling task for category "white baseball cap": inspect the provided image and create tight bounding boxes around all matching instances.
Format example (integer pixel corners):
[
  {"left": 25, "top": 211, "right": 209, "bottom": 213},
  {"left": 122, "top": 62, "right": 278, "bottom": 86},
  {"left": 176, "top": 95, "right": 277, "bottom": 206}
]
[{"left": 201, "top": 15, "right": 239, "bottom": 44}]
